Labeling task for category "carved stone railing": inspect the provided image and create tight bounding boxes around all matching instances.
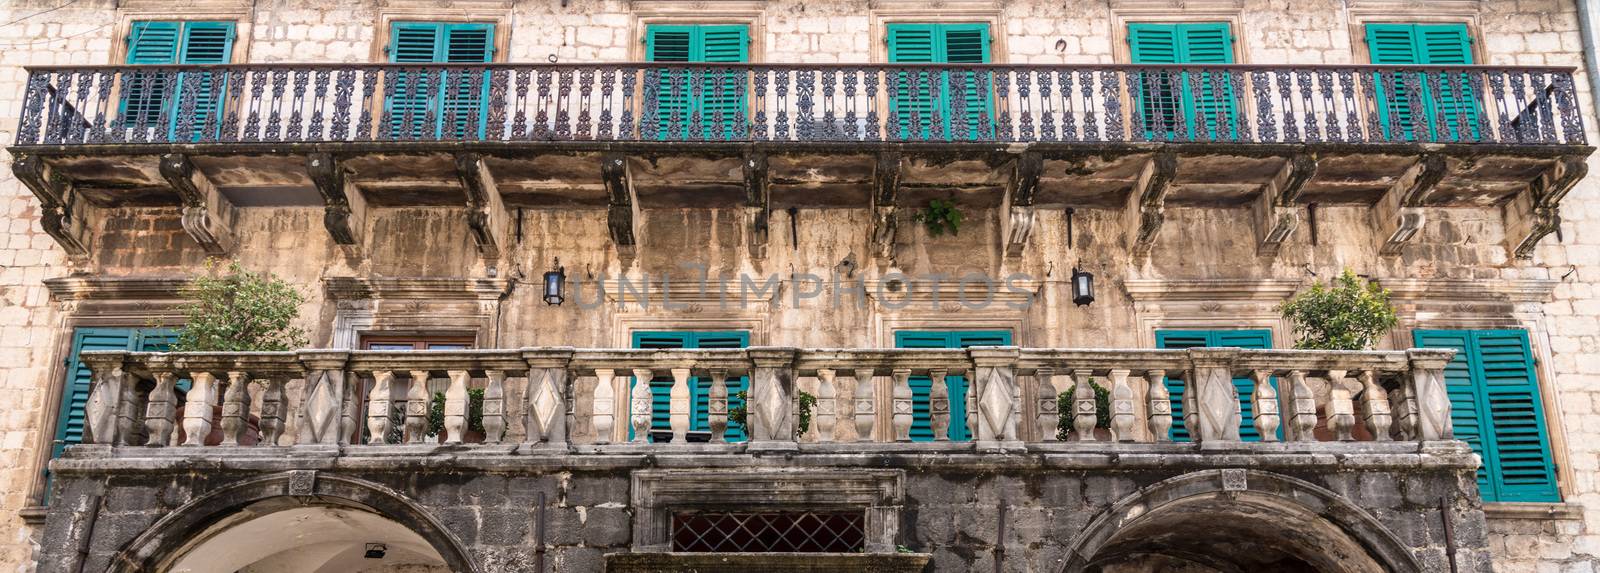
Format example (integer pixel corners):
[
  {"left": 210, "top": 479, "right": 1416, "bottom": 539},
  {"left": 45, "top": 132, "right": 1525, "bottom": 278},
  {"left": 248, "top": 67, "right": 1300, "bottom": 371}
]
[
  {"left": 73, "top": 346, "right": 1456, "bottom": 453},
  {"left": 14, "top": 63, "right": 1585, "bottom": 147}
]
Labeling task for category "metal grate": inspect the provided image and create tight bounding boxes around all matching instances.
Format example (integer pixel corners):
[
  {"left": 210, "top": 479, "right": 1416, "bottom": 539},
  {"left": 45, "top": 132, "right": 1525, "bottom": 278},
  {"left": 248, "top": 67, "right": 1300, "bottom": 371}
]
[{"left": 671, "top": 511, "right": 866, "bottom": 553}]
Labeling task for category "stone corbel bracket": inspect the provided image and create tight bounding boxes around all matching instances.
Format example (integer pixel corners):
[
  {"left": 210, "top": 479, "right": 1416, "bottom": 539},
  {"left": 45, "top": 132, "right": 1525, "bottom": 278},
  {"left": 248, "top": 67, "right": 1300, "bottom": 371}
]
[
  {"left": 1252, "top": 153, "right": 1316, "bottom": 258},
  {"left": 307, "top": 152, "right": 368, "bottom": 257},
  {"left": 1505, "top": 154, "right": 1587, "bottom": 259},
  {"left": 160, "top": 154, "right": 237, "bottom": 256},
  {"left": 1002, "top": 151, "right": 1042, "bottom": 259},
  {"left": 744, "top": 151, "right": 771, "bottom": 260},
  {"left": 1373, "top": 153, "right": 1447, "bottom": 257},
  {"left": 870, "top": 152, "right": 903, "bottom": 265},
  {"left": 1125, "top": 152, "right": 1177, "bottom": 257},
  {"left": 455, "top": 152, "right": 510, "bottom": 260},
  {"left": 11, "top": 153, "right": 92, "bottom": 261},
  {"left": 602, "top": 153, "right": 640, "bottom": 264}
]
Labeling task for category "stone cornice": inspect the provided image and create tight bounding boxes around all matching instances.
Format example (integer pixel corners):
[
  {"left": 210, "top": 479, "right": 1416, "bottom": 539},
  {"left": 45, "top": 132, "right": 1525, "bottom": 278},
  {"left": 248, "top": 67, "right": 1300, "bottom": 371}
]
[
  {"left": 44, "top": 276, "right": 192, "bottom": 302},
  {"left": 863, "top": 278, "right": 1040, "bottom": 309},
  {"left": 1123, "top": 278, "right": 1302, "bottom": 302},
  {"left": 323, "top": 277, "right": 512, "bottom": 301},
  {"left": 1378, "top": 278, "right": 1559, "bottom": 304}
]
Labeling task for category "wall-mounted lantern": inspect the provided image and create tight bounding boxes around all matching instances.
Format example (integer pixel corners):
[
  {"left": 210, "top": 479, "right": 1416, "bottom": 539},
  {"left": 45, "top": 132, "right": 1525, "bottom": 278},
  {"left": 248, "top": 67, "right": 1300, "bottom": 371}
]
[
  {"left": 543, "top": 258, "right": 566, "bottom": 305},
  {"left": 1071, "top": 267, "right": 1095, "bottom": 307}
]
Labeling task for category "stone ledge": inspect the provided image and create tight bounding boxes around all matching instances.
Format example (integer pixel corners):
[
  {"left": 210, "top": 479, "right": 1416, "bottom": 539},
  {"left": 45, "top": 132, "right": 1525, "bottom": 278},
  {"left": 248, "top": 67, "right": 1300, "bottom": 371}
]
[
  {"left": 604, "top": 552, "right": 932, "bottom": 573},
  {"left": 1483, "top": 501, "right": 1584, "bottom": 521}
]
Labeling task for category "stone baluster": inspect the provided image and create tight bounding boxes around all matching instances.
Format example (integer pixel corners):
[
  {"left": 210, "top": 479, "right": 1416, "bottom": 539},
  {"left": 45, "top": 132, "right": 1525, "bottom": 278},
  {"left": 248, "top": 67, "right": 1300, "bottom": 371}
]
[
  {"left": 851, "top": 369, "right": 875, "bottom": 442},
  {"left": 443, "top": 370, "right": 470, "bottom": 444},
  {"left": 747, "top": 347, "right": 798, "bottom": 450},
  {"left": 1392, "top": 376, "right": 1418, "bottom": 441},
  {"left": 1036, "top": 367, "right": 1059, "bottom": 442},
  {"left": 82, "top": 351, "right": 129, "bottom": 446},
  {"left": 1108, "top": 369, "right": 1135, "bottom": 442},
  {"left": 1072, "top": 369, "right": 1097, "bottom": 442},
  {"left": 1326, "top": 369, "right": 1356, "bottom": 441},
  {"left": 181, "top": 372, "right": 218, "bottom": 447},
  {"left": 966, "top": 378, "right": 977, "bottom": 442},
  {"left": 1406, "top": 349, "right": 1454, "bottom": 440},
  {"left": 1147, "top": 369, "right": 1172, "bottom": 442},
  {"left": 630, "top": 368, "right": 654, "bottom": 444},
  {"left": 1250, "top": 370, "right": 1280, "bottom": 442},
  {"left": 339, "top": 370, "right": 360, "bottom": 445},
  {"left": 116, "top": 369, "right": 145, "bottom": 446},
  {"left": 928, "top": 369, "right": 950, "bottom": 441},
  {"left": 814, "top": 369, "right": 837, "bottom": 443},
  {"left": 891, "top": 368, "right": 913, "bottom": 442},
  {"left": 525, "top": 347, "right": 574, "bottom": 448},
  {"left": 298, "top": 350, "right": 351, "bottom": 445},
  {"left": 1186, "top": 349, "right": 1242, "bottom": 444},
  {"left": 366, "top": 370, "right": 395, "bottom": 445},
  {"left": 220, "top": 371, "right": 252, "bottom": 446},
  {"left": 144, "top": 370, "right": 179, "bottom": 447},
  {"left": 1358, "top": 370, "right": 1392, "bottom": 441},
  {"left": 1284, "top": 370, "right": 1317, "bottom": 442},
  {"left": 708, "top": 368, "right": 730, "bottom": 443},
  {"left": 592, "top": 369, "right": 617, "bottom": 444},
  {"left": 669, "top": 367, "right": 691, "bottom": 443},
  {"left": 259, "top": 376, "right": 287, "bottom": 446},
  {"left": 405, "top": 370, "right": 430, "bottom": 444},
  {"left": 969, "top": 347, "right": 1022, "bottom": 450},
  {"left": 482, "top": 370, "right": 507, "bottom": 444}
]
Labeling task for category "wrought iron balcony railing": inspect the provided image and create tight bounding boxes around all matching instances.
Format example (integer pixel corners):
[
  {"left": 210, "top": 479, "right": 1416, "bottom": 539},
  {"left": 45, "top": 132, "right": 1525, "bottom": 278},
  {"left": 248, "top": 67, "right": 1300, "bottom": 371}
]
[
  {"left": 72, "top": 346, "right": 1457, "bottom": 454},
  {"left": 14, "top": 63, "right": 1587, "bottom": 147}
]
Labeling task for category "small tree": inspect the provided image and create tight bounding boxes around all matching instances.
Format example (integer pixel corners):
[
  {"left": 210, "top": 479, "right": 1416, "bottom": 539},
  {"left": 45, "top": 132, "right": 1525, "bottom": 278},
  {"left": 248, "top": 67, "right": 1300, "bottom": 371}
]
[
  {"left": 172, "top": 260, "right": 308, "bottom": 352},
  {"left": 1279, "top": 269, "right": 1398, "bottom": 351}
]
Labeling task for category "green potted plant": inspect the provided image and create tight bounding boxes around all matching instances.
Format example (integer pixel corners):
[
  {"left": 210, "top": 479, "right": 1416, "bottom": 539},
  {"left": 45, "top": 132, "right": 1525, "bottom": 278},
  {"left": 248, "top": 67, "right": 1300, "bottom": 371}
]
[
  {"left": 1279, "top": 269, "right": 1398, "bottom": 351},
  {"left": 1057, "top": 383, "right": 1112, "bottom": 441},
  {"left": 427, "top": 388, "right": 486, "bottom": 443}
]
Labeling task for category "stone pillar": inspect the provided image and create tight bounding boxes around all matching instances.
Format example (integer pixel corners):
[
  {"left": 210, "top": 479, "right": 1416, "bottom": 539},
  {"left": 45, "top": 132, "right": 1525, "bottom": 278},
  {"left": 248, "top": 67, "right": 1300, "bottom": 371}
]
[
  {"left": 297, "top": 350, "right": 351, "bottom": 445},
  {"left": 1392, "top": 378, "right": 1418, "bottom": 442},
  {"left": 1326, "top": 369, "right": 1356, "bottom": 442},
  {"left": 968, "top": 346, "right": 1022, "bottom": 450},
  {"left": 928, "top": 369, "right": 949, "bottom": 441},
  {"left": 441, "top": 370, "right": 470, "bottom": 444},
  {"left": 747, "top": 347, "right": 798, "bottom": 450},
  {"left": 1108, "top": 369, "right": 1135, "bottom": 442},
  {"left": 259, "top": 377, "right": 287, "bottom": 446},
  {"left": 1071, "top": 369, "right": 1097, "bottom": 442},
  {"left": 219, "top": 371, "right": 252, "bottom": 446},
  {"left": 1186, "top": 348, "right": 1242, "bottom": 444},
  {"left": 1035, "top": 367, "right": 1059, "bottom": 442},
  {"left": 181, "top": 372, "right": 218, "bottom": 447},
  {"left": 82, "top": 351, "right": 129, "bottom": 446},
  {"left": 890, "top": 369, "right": 913, "bottom": 441},
  {"left": 1251, "top": 370, "right": 1280, "bottom": 442},
  {"left": 669, "top": 367, "right": 692, "bottom": 444},
  {"left": 630, "top": 368, "right": 653, "bottom": 444},
  {"left": 592, "top": 369, "right": 618, "bottom": 444},
  {"left": 814, "top": 369, "right": 837, "bottom": 443},
  {"left": 404, "top": 370, "right": 430, "bottom": 444},
  {"left": 366, "top": 370, "right": 394, "bottom": 445},
  {"left": 145, "top": 369, "right": 179, "bottom": 447},
  {"left": 1284, "top": 370, "right": 1317, "bottom": 442},
  {"left": 524, "top": 348, "right": 574, "bottom": 448},
  {"left": 1406, "top": 349, "right": 1454, "bottom": 440},
  {"left": 1359, "top": 370, "right": 1392, "bottom": 441},
  {"left": 482, "top": 370, "right": 507, "bottom": 444},
  {"left": 1146, "top": 369, "right": 1172, "bottom": 442},
  {"left": 851, "top": 370, "right": 875, "bottom": 442},
  {"left": 708, "top": 369, "right": 730, "bottom": 443}
]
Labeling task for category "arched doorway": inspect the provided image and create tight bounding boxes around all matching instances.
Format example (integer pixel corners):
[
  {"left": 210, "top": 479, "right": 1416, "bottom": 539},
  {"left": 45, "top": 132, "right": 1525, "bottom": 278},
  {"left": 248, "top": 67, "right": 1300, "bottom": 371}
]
[
  {"left": 109, "top": 472, "right": 478, "bottom": 573},
  {"left": 1064, "top": 470, "right": 1422, "bottom": 573}
]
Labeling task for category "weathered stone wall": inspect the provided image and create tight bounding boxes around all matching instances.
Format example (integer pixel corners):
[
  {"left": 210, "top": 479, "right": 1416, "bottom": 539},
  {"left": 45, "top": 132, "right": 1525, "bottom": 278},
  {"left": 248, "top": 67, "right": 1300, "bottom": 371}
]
[{"left": 0, "top": 0, "right": 1595, "bottom": 571}]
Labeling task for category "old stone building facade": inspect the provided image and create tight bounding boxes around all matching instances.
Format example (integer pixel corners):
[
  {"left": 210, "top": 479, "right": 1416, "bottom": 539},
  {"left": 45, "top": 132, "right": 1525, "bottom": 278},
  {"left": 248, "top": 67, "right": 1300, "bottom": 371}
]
[{"left": 1, "top": 0, "right": 1599, "bottom": 571}]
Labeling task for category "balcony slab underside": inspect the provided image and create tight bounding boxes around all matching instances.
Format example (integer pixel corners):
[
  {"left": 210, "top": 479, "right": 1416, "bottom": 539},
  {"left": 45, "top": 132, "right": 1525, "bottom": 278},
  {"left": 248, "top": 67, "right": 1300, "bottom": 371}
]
[{"left": 18, "top": 140, "right": 1586, "bottom": 210}]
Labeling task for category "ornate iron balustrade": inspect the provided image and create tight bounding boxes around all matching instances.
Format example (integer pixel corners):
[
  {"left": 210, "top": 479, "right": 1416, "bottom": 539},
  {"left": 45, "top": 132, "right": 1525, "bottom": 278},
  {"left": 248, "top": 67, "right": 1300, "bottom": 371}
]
[
  {"left": 72, "top": 346, "right": 1456, "bottom": 453},
  {"left": 13, "top": 63, "right": 1587, "bottom": 147}
]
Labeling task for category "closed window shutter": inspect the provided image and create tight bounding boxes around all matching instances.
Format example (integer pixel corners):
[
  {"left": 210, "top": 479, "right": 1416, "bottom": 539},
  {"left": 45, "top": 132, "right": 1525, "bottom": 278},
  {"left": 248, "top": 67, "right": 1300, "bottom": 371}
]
[
  {"left": 387, "top": 22, "right": 444, "bottom": 138},
  {"left": 175, "top": 22, "right": 235, "bottom": 140},
  {"left": 122, "top": 22, "right": 184, "bottom": 130},
  {"left": 1177, "top": 23, "right": 1237, "bottom": 140},
  {"left": 441, "top": 23, "right": 495, "bottom": 138},
  {"left": 894, "top": 330, "right": 1012, "bottom": 441},
  {"left": 646, "top": 25, "right": 748, "bottom": 140},
  {"left": 887, "top": 23, "right": 992, "bottom": 140},
  {"left": 887, "top": 24, "right": 939, "bottom": 140},
  {"left": 630, "top": 331, "right": 751, "bottom": 441},
  {"left": 55, "top": 329, "right": 136, "bottom": 460},
  {"left": 1128, "top": 23, "right": 1236, "bottom": 140},
  {"left": 1365, "top": 23, "right": 1478, "bottom": 141},
  {"left": 1155, "top": 329, "right": 1272, "bottom": 442},
  {"left": 385, "top": 22, "right": 494, "bottom": 139},
  {"left": 1415, "top": 329, "right": 1557, "bottom": 502},
  {"left": 698, "top": 25, "right": 750, "bottom": 140},
  {"left": 941, "top": 24, "right": 994, "bottom": 139},
  {"left": 1128, "top": 24, "right": 1181, "bottom": 140}
]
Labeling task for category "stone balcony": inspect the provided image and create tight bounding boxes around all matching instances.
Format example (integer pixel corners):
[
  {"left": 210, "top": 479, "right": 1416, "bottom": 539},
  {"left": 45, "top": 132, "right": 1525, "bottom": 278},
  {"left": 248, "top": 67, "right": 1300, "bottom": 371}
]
[{"left": 8, "top": 63, "right": 1592, "bottom": 266}]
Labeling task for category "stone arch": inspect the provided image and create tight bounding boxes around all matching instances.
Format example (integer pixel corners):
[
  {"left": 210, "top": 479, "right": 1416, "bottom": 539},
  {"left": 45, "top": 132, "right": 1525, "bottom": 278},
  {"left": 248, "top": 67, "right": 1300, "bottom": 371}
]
[
  {"left": 1061, "top": 469, "right": 1422, "bottom": 573},
  {"left": 107, "top": 471, "right": 479, "bottom": 573}
]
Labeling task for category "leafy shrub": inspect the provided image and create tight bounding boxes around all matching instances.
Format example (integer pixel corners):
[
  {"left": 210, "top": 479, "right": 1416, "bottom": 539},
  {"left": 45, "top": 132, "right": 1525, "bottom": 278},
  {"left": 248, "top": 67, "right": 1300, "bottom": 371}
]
[
  {"left": 171, "top": 260, "right": 307, "bottom": 352},
  {"left": 1057, "top": 383, "right": 1111, "bottom": 440},
  {"left": 1279, "top": 269, "right": 1398, "bottom": 350}
]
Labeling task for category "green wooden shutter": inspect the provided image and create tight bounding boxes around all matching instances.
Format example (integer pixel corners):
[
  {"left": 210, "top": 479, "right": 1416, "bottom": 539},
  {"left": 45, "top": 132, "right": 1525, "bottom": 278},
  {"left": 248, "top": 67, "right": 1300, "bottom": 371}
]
[
  {"left": 440, "top": 23, "right": 495, "bottom": 139},
  {"left": 386, "top": 22, "right": 494, "bottom": 139},
  {"left": 631, "top": 331, "right": 751, "bottom": 442},
  {"left": 1128, "top": 22, "right": 1236, "bottom": 140},
  {"left": 1155, "top": 329, "right": 1273, "bottom": 442},
  {"left": 122, "top": 21, "right": 182, "bottom": 132},
  {"left": 55, "top": 329, "right": 135, "bottom": 459},
  {"left": 174, "top": 22, "right": 236, "bottom": 140},
  {"left": 698, "top": 26, "right": 750, "bottom": 140},
  {"left": 123, "top": 21, "right": 237, "bottom": 140},
  {"left": 894, "top": 330, "right": 1012, "bottom": 441},
  {"left": 887, "top": 23, "right": 992, "bottom": 141},
  {"left": 1365, "top": 23, "right": 1478, "bottom": 141},
  {"left": 1416, "top": 329, "right": 1558, "bottom": 502},
  {"left": 387, "top": 22, "right": 443, "bottom": 138},
  {"left": 645, "top": 25, "right": 749, "bottom": 140}
]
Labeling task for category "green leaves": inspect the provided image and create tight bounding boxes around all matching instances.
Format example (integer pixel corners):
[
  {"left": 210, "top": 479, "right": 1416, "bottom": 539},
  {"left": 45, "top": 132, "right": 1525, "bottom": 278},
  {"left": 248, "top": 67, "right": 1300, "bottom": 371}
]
[
  {"left": 912, "top": 198, "right": 963, "bottom": 236},
  {"left": 1279, "top": 269, "right": 1398, "bottom": 351},
  {"left": 171, "top": 259, "right": 308, "bottom": 352},
  {"left": 1056, "top": 383, "right": 1111, "bottom": 439}
]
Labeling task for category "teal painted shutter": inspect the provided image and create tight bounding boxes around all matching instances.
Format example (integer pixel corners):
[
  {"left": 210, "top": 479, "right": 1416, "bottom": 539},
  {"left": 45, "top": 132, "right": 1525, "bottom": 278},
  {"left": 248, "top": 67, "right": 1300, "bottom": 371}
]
[
  {"left": 887, "top": 23, "right": 939, "bottom": 140},
  {"left": 440, "top": 23, "right": 495, "bottom": 139},
  {"left": 386, "top": 22, "right": 493, "bottom": 138},
  {"left": 1155, "top": 329, "right": 1273, "bottom": 442},
  {"left": 173, "top": 21, "right": 235, "bottom": 140},
  {"left": 697, "top": 25, "right": 750, "bottom": 140},
  {"left": 55, "top": 329, "right": 135, "bottom": 459},
  {"left": 940, "top": 24, "right": 994, "bottom": 139},
  {"left": 887, "top": 23, "right": 992, "bottom": 140},
  {"left": 646, "top": 25, "right": 749, "bottom": 140},
  {"left": 1416, "top": 330, "right": 1558, "bottom": 502},
  {"left": 1128, "top": 23, "right": 1236, "bottom": 140},
  {"left": 894, "top": 330, "right": 1012, "bottom": 441},
  {"left": 123, "top": 21, "right": 237, "bottom": 140},
  {"left": 122, "top": 22, "right": 182, "bottom": 132},
  {"left": 388, "top": 22, "right": 444, "bottom": 138},
  {"left": 631, "top": 331, "right": 751, "bottom": 442},
  {"left": 1365, "top": 23, "right": 1478, "bottom": 141},
  {"left": 645, "top": 25, "right": 694, "bottom": 139},
  {"left": 632, "top": 331, "right": 692, "bottom": 440}
]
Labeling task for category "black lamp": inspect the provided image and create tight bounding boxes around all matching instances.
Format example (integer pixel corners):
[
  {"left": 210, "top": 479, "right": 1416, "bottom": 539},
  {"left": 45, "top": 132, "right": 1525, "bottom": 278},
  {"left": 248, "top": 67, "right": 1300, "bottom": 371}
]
[
  {"left": 543, "top": 258, "right": 565, "bottom": 305},
  {"left": 1071, "top": 267, "right": 1095, "bottom": 306}
]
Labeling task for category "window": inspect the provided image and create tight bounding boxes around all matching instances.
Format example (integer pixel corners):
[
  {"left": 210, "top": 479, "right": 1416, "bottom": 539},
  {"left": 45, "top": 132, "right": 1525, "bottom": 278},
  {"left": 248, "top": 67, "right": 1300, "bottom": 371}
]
[
  {"left": 644, "top": 24, "right": 750, "bottom": 140},
  {"left": 893, "top": 330, "right": 1012, "bottom": 441},
  {"left": 885, "top": 23, "right": 994, "bottom": 140},
  {"left": 1154, "top": 329, "right": 1274, "bottom": 442},
  {"left": 359, "top": 334, "right": 475, "bottom": 350},
  {"left": 631, "top": 331, "right": 751, "bottom": 441},
  {"left": 1127, "top": 22, "right": 1237, "bottom": 141},
  {"left": 122, "top": 20, "right": 237, "bottom": 140},
  {"left": 1414, "top": 329, "right": 1557, "bottom": 502},
  {"left": 385, "top": 21, "right": 496, "bottom": 139},
  {"left": 51, "top": 327, "right": 177, "bottom": 473},
  {"left": 1364, "top": 23, "right": 1479, "bottom": 141}
]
